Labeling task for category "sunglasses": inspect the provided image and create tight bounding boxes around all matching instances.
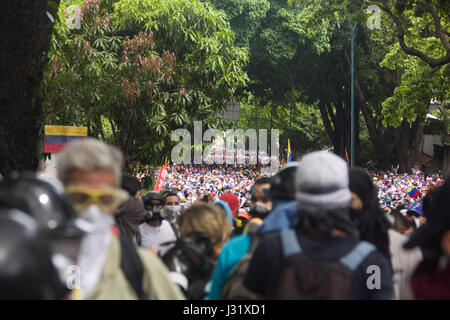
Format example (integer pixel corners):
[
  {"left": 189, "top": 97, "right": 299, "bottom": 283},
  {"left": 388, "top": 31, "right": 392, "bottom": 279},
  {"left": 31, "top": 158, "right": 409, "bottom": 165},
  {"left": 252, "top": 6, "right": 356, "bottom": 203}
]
[{"left": 66, "top": 185, "right": 129, "bottom": 213}]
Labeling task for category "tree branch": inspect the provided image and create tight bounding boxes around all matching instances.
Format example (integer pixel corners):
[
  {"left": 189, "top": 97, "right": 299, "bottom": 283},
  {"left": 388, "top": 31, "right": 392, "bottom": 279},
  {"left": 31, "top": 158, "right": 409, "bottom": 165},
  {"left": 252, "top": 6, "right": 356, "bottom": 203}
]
[
  {"left": 418, "top": 1, "right": 450, "bottom": 53},
  {"left": 379, "top": 0, "right": 450, "bottom": 68}
]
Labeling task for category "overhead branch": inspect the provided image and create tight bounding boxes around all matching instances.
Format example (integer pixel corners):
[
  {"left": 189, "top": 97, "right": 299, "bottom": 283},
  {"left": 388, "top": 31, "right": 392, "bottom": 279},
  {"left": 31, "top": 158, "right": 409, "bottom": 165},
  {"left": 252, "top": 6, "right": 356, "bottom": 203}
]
[{"left": 379, "top": 0, "right": 450, "bottom": 67}]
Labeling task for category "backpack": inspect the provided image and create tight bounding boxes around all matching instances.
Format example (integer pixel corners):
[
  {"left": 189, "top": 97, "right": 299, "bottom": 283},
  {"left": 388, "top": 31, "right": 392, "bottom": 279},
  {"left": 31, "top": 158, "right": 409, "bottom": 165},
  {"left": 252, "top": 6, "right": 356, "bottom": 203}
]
[
  {"left": 276, "top": 228, "right": 376, "bottom": 300},
  {"left": 119, "top": 233, "right": 145, "bottom": 300},
  {"left": 220, "top": 233, "right": 260, "bottom": 300}
]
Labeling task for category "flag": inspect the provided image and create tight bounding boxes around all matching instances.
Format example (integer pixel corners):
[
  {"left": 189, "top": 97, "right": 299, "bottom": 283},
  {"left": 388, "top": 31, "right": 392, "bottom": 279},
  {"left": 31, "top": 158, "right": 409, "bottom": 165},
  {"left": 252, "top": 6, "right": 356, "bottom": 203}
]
[
  {"left": 153, "top": 159, "right": 168, "bottom": 193},
  {"left": 44, "top": 125, "right": 87, "bottom": 153},
  {"left": 288, "top": 139, "right": 292, "bottom": 162},
  {"left": 407, "top": 187, "right": 420, "bottom": 199},
  {"left": 344, "top": 149, "right": 349, "bottom": 164}
]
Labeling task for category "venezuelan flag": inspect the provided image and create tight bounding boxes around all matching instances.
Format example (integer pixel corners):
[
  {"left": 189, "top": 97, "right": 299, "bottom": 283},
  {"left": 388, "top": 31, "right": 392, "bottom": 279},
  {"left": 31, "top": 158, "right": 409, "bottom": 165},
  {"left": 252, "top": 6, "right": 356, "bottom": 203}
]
[
  {"left": 44, "top": 125, "right": 87, "bottom": 153},
  {"left": 407, "top": 187, "right": 420, "bottom": 199},
  {"left": 288, "top": 139, "right": 292, "bottom": 163}
]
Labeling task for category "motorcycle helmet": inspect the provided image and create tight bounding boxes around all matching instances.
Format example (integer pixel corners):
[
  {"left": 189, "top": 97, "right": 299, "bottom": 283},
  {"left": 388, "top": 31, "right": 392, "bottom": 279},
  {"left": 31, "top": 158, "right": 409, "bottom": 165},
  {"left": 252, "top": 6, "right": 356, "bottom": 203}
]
[{"left": 0, "top": 208, "right": 69, "bottom": 299}]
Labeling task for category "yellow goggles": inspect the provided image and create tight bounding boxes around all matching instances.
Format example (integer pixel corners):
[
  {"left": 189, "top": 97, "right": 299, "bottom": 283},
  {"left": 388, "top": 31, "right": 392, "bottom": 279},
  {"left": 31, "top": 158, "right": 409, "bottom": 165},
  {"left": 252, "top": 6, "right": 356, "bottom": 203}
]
[{"left": 66, "top": 185, "right": 129, "bottom": 213}]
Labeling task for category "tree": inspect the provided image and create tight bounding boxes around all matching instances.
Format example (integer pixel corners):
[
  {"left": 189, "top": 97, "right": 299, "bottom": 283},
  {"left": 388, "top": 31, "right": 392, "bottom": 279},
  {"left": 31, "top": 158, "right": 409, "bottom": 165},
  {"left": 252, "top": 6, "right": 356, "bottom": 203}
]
[
  {"left": 0, "top": 1, "right": 60, "bottom": 174},
  {"left": 42, "top": 0, "right": 248, "bottom": 168},
  {"left": 373, "top": 0, "right": 450, "bottom": 68},
  {"left": 208, "top": 0, "right": 270, "bottom": 48},
  {"left": 289, "top": 0, "right": 449, "bottom": 170},
  {"left": 236, "top": 93, "right": 331, "bottom": 160}
]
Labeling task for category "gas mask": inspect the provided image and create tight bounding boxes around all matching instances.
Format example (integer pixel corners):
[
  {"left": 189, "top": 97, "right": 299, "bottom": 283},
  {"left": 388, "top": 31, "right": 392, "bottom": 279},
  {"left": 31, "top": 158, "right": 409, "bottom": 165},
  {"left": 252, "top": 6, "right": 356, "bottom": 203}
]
[
  {"left": 249, "top": 202, "right": 271, "bottom": 219},
  {"left": 164, "top": 205, "right": 181, "bottom": 224},
  {"left": 145, "top": 204, "right": 165, "bottom": 222}
]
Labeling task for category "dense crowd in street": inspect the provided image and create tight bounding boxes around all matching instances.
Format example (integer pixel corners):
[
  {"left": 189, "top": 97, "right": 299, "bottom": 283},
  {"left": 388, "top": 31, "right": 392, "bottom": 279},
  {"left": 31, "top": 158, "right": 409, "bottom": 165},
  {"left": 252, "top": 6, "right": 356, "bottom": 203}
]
[{"left": 0, "top": 138, "right": 449, "bottom": 300}]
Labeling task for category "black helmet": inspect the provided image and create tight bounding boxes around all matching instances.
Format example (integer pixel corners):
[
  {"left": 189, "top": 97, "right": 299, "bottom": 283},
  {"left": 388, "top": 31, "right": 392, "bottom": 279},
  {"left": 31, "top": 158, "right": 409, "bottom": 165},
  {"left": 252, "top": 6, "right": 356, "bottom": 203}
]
[
  {"left": 0, "top": 173, "right": 85, "bottom": 262},
  {"left": 0, "top": 208, "right": 69, "bottom": 299},
  {"left": 0, "top": 173, "right": 83, "bottom": 239},
  {"left": 269, "top": 164, "right": 298, "bottom": 200},
  {"left": 143, "top": 192, "right": 164, "bottom": 207}
]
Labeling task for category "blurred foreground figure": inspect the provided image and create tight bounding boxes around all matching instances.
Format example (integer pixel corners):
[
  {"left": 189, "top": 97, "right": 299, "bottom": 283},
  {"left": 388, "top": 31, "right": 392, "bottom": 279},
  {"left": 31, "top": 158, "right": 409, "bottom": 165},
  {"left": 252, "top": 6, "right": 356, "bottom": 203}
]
[
  {"left": 405, "top": 179, "right": 450, "bottom": 299},
  {"left": 58, "top": 138, "right": 184, "bottom": 300},
  {"left": 208, "top": 165, "right": 297, "bottom": 300},
  {"left": 243, "top": 151, "right": 394, "bottom": 299},
  {"left": 0, "top": 208, "right": 69, "bottom": 299},
  {"left": 0, "top": 173, "right": 86, "bottom": 299},
  {"left": 162, "top": 203, "right": 231, "bottom": 299},
  {"left": 115, "top": 174, "right": 146, "bottom": 240},
  {"left": 348, "top": 167, "right": 422, "bottom": 300}
]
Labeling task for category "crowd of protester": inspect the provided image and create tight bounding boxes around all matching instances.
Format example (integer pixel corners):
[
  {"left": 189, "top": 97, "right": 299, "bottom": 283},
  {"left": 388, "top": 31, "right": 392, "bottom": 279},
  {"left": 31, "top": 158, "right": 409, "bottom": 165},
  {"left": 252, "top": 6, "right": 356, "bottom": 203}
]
[{"left": 0, "top": 138, "right": 449, "bottom": 300}]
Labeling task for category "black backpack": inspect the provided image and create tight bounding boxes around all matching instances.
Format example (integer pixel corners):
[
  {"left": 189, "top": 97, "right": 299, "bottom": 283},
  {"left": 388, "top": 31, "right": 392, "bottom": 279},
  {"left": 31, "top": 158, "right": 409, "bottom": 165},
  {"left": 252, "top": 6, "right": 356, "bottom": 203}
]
[
  {"left": 276, "top": 228, "right": 376, "bottom": 300},
  {"left": 220, "top": 232, "right": 260, "bottom": 300}
]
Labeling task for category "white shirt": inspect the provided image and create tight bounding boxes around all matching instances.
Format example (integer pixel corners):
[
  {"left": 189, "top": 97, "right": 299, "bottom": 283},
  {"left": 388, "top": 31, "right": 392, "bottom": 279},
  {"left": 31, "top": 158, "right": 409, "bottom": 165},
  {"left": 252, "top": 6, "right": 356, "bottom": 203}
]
[
  {"left": 138, "top": 220, "right": 177, "bottom": 255},
  {"left": 388, "top": 229, "right": 423, "bottom": 300}
]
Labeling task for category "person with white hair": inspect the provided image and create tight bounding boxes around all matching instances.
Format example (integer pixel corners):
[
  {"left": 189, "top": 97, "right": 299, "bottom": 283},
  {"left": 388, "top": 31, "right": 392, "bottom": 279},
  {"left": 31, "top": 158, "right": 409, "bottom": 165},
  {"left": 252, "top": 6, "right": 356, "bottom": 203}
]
[{"left": 58, "top": 138, "right": 184, "bottom": 300}]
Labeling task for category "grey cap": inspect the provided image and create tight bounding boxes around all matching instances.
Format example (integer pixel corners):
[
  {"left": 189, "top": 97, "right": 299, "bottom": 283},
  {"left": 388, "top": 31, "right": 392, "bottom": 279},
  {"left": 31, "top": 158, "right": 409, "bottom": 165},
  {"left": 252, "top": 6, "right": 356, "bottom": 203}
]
[{"left": 295, "top": 151, "right": 351, "bottom": 210}]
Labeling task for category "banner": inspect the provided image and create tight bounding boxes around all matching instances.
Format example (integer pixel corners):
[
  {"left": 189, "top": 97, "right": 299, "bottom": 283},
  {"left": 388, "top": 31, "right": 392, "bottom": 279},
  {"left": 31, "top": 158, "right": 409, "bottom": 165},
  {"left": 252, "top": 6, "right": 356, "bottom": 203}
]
[
  {"left": 153, "top": 159, "right": 168, "bottom": 193},
  {"left": 44, "top": 125, "right": 87, "bottom": 153}
]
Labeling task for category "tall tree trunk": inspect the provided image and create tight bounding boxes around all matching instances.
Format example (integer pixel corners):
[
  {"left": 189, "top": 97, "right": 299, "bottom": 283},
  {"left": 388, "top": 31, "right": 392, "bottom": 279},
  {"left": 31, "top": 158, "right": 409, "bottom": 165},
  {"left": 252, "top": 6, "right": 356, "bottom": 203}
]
[
  {"left": 0, "top": 1, "right": 59, "bottom": 174},
  {"left": 395, "top": 118, "right": 425, "bottom": 172},
  {"left": 318, "top": 100, "right": 350, "bottom": 157}
]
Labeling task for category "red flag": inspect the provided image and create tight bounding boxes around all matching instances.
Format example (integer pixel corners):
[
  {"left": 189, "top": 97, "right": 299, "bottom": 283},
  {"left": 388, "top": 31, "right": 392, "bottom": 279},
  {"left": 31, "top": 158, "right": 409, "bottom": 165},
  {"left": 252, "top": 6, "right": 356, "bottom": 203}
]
[{"left": 153, "top": 161, "right": 168, "bottom": 193}]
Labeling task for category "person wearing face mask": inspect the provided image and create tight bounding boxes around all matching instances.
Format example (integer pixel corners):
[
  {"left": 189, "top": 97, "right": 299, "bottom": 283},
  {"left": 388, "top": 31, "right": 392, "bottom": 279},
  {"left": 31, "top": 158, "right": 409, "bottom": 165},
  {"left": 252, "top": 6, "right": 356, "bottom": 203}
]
[
  {"left": 138, "top": 192, "right": 178, "bottom": 256},
  {"left": 208, "top": 169, "right": 299, "bottom": 300},
  {"left": 163, "top": 191, "right": 182, "bottom": 228},
  {"left": 57, "top": 138, "right": 184, "bottom": 300},
  {"left": 248, "top": 177, "right": 272, "bottom": 220},
  {"left": 244, "top": 152, "right": 393, "bottom": 300}
]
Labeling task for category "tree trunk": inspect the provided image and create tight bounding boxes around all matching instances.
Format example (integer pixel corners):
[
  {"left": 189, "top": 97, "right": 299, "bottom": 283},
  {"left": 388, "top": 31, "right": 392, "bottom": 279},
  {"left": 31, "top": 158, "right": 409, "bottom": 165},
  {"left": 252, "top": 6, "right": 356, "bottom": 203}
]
[
  {"left": 0, "top": 1, "right": 58, "bottom": 174},
  {"left": 395, "top": 118, "right": 425, "bottom": 172},
  {"left": 318, "top": 100, "right": 350, "bottom": 158}
]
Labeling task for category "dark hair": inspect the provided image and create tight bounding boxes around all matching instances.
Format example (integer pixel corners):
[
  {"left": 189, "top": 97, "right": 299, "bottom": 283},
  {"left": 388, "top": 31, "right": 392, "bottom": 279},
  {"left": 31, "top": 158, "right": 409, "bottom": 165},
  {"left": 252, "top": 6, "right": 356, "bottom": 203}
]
[
  {"left": 422, "top": 184, "right": 442, "bottom": 220},
  {"left": 297, "top": 207, "right": 359, "bottom": 239},
  {"left": 349, "top": 167, "right": 392, "bottom": 270},
  {"left": 390, "top": 209, "right": 416, "bottom": 232},
  {"left": 163, "top": 191, "right": 179, "bottom": 204},
  {"left": 254, "top": 177, "right": 271, "bottom": 186},
  {"left": 121, "top": 174, "right": 142, "bottom": 197}
]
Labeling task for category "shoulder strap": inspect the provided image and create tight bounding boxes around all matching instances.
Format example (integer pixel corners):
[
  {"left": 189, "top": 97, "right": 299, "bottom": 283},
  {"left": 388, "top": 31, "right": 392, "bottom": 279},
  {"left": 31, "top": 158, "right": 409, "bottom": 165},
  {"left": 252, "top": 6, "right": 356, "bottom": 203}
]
[
  {"left": 119, "top": 234, "right": 145, "bottom": 300},
  {"left": 135, "top": 229, "right": 142, "bottom": 246},
  {"left": 280, "top": 228, "right": 302, "bottom": 257},
  {"left": 169, "top": 222, "right": 179, "bottom": 239},
  {"left": 340, "top": 241, "right": 376, "bottom": 271},
  {"left": 248, "top": 232, "right": 260, "bottom": 253}
]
